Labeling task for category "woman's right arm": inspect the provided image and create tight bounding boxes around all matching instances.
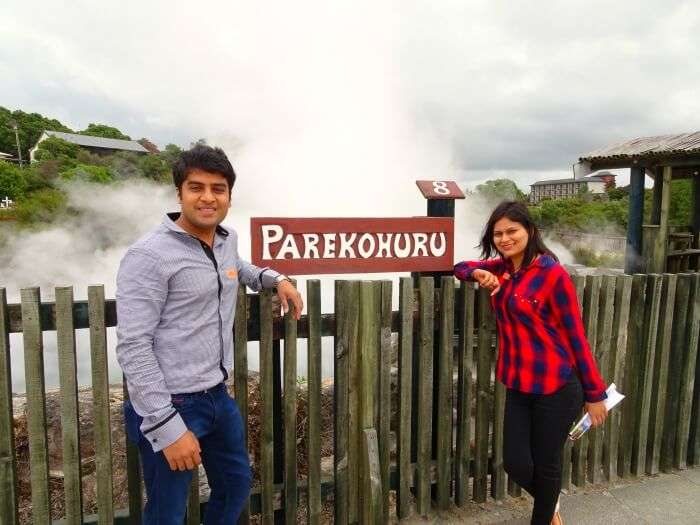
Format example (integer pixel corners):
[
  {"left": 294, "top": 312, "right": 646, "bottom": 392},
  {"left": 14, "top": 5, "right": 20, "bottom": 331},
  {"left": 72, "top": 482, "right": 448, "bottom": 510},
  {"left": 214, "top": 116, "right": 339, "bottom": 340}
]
[{"left": 453, "top": 258, "right": 505, "bottom": 281}]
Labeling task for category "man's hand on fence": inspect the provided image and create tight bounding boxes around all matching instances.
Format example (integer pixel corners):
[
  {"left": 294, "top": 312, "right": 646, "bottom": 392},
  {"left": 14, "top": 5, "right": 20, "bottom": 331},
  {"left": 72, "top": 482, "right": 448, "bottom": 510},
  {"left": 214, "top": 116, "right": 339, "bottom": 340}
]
[
  {"left": 277, "top": 280, "right": 304, "bottom": 320},
  {"left": 585, "top": 401, "right": 608, "bottom": 427},
  {"left": 163, "top": 430, "right": 201, "bottom": 471}
]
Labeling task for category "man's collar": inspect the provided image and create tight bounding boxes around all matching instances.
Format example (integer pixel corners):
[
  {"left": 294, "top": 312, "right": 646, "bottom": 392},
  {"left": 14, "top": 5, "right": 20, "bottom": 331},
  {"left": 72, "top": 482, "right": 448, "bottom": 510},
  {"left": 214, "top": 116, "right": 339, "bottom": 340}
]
[{"left": 163, "top": 212, "right": 229, "bottom": 238}]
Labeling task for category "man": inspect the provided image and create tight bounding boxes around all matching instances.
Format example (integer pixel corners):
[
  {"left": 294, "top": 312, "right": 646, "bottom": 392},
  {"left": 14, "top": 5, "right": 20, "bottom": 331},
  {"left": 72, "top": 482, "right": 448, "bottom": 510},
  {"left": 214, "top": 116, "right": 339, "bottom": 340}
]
[{"left": 117, "top": 144, "right": 303, "bottom": 524}]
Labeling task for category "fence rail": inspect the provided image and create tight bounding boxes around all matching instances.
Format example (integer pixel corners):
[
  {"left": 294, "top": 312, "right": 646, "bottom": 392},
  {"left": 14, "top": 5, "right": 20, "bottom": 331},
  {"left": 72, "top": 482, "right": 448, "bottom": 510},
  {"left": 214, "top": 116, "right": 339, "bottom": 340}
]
[{"left": 1, "top": 272, "right": 700, "bottom": 524}]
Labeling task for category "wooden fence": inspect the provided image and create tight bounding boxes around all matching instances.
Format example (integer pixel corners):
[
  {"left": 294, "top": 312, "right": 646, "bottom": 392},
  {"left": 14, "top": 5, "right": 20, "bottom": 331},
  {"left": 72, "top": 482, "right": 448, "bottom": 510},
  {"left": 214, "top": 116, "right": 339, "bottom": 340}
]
[{"left": 1, "top": 273, "right": 700, "bottom": 524}]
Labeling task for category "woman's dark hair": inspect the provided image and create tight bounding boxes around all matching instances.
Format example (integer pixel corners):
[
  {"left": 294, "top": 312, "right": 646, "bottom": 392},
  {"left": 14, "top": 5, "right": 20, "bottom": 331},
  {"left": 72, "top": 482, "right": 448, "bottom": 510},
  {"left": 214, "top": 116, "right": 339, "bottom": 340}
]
[
  {"left": 479, "top": 200, "right": 558, "bottom": 265},
  {"left": 172, "top": 144, "right": 236, "bottom": 194}
]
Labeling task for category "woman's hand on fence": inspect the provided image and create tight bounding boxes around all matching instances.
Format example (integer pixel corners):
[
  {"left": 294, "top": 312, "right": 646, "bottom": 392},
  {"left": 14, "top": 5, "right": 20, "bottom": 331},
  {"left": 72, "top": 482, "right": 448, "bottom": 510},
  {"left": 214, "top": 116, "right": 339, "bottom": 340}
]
[
  {"left": 473, "top": 269, "right": 501, "bottom": 296},
  {"left": 277, "top": 280, "right": 304, "bottom": 320},
  {"left": 585, "top": 401, "right": 608, "bottom": 427},
  {"left": 163, "top": 430, "right": 202, "bottom": 471}
]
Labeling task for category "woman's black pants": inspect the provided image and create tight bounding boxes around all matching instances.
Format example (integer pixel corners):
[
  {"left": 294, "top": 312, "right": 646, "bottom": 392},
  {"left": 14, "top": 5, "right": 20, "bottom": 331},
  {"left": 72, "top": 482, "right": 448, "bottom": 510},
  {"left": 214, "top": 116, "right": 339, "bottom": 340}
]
[{"left": 503, "top": 375, "right": 584, "bottom": 525}]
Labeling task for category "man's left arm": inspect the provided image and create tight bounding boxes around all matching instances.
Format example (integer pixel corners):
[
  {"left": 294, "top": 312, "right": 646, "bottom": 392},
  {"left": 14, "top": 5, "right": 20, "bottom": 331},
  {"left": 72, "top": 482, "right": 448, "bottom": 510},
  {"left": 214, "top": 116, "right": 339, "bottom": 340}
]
[{"left": 237, "top": 257, "right": 304, "bottom": 320}]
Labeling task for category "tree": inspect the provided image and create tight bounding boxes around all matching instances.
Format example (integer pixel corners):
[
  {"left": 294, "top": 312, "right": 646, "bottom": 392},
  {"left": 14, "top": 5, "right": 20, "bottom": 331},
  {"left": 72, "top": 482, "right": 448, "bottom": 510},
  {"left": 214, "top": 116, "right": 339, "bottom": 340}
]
[
  {"left": 475, "top": 179, "right": 526, "bottom": 203},
  {"left": 139, "top": 154, "right": 171, "bottom": 181},
  {"left": 161, "top": 143, "right": 183, "bottom": 165},
  {"left": 0, "top": 161, "right": 29, "bottom": 199},
  {"left": 33, "top": 136, "right": 81, "bottom": 160},
  {"left": 80, "top": 123, "right": 131, "bottom": 140},
  {"left": 0, "top": 106, "right": 73, "bottom": 161},
  {"left": 137, "top": 137, "right": 160, "bottom": 154}
]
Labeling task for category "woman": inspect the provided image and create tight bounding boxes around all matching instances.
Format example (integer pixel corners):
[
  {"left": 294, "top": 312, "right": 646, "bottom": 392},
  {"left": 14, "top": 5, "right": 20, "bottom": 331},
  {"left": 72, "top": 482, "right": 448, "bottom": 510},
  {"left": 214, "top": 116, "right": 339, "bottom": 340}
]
[{"left": 454, "top": 201, "right": 608, "bottom": 525}]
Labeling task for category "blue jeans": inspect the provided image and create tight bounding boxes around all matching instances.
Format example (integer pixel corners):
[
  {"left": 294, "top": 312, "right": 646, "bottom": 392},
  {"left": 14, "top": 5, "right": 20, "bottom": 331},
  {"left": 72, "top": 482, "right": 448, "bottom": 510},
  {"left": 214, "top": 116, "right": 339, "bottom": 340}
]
[{"left": 124, "top": 383, "right": 252, "bottom": 524}]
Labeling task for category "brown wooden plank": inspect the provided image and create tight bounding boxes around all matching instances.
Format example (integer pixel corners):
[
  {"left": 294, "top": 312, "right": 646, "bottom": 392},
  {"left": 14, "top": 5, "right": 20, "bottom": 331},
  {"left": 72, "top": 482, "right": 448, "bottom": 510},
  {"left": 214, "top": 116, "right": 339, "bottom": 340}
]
[
  {"left": 234, "top": 284, "right": 250, "bottom": 525},
  {"left": 88, "top": 286, "right": 114, "bottom": 525},
  {"left": 307, "top": 280, "right": 322, "bottom": 525},
  {"left": 55, "top": 287, "right": 83, "bottom": 525},
  {"left": 688, "top": 274, "right": 700, "bottom": 467},
  {"left": 631, "top": 274, "right": 663, "bottom": 476},
  {"left": 436, "top": 277, "right": 454, "bottom": 509},
  {"left": 507, "top": 476, "right": 522, "bottom": 498},
  {"left": 333, "top": 281, "right": 352, "bottom": 525},
  {"left": 378, "top": 280, "right": 392, "bottom": 522},
  {"left": 21, "top": 287, "right": 51, "bottom": 525},
  {"left": 259, "top": 290, "right": 275, "bottom": 525},
  {"left": 647, "top": 274, "right": 677, "bottom": 475},
  {"left": 677, "top": 274, "right": 700, "bottom": 469},
  {"left": 0, "top": 289, "right": 18, "bottom": 525},
  {"left": 603, "top": 275, "right": 632, "bottom": 483},
  {"left": 562, "top": 275, "right": 586, "bottom": 491},
  {"left": 359, "top": 281, "right": 380, "bottom": 432},
  {"left": 346, "top": 281, "right": 361, "bottom": 524},
  {"left": 588, "top": 275, "right": 615, "bottom": 484},
  {"left": 573, "top": 275, "right": 600, "bottom": 488},
  {"left": 187, "top": 476, "right": 200, "bottom": 525},
  {"left": 396, "top": 277, "right": 414, "bottom": 518},
  {"left": 283, "top": 280, "right": 299, "bottom": 524},
  {"left": 416, "top": 277, "right": 434, "bottom": 514},
  {"left": 360, "top": 428, "right": 382, "bottom": 525},
  {"left": 473, "top": 287, "right": 492, "bottom": 503},
  {"left": 661, "top": 274, "right": 689, "bottom": 472},
  {"left": 491, "top": 378, "right": 506, "bottom": 501},
  {"left": 455, "top": 281, "right": 475, "bottom": 506}
]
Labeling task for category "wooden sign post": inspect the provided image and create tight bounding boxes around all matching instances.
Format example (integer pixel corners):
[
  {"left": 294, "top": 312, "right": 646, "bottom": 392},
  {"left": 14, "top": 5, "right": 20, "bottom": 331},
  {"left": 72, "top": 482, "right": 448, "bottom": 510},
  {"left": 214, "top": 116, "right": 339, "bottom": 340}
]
[
  {"left": 249, "top": 181, "right": 465, "bottom": 520},
  {"left": 412, "top": 180, "right": 465, "bottom": 492},
  {"left": 414, "top": 180, "right": 465, "bottom": 280}
]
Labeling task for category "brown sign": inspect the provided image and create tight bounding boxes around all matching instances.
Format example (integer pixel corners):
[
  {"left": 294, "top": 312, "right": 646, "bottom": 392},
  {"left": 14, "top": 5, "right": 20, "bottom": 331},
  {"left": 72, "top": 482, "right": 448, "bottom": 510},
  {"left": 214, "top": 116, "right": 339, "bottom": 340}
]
[
  {"left": 415, "top": 180, "right": 466, "bottom": 200},
  {"left": 251, "top": 217, "right": 454, "bottom": 275}
]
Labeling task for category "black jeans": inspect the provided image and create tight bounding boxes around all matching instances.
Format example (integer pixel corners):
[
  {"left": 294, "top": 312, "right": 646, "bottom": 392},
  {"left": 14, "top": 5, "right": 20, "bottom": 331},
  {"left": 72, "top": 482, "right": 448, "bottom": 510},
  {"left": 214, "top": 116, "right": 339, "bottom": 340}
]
[{"left": 503, "top": 374, "right": 584, "bottom": 525}]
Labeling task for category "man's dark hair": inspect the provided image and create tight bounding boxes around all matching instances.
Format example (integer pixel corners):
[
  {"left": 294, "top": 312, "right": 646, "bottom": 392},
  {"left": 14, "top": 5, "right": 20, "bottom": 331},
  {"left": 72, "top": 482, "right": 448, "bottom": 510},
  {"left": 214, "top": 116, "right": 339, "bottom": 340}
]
[{"left": 172, "top": 144, "right": 236, "bottom": 194}]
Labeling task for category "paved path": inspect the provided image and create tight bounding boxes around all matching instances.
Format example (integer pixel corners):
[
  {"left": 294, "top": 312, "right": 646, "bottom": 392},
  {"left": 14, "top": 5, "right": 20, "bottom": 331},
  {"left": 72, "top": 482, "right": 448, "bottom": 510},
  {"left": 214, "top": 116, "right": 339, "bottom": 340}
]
[{"left": 398, "top": 468, "right": 700, "bottom": 524}]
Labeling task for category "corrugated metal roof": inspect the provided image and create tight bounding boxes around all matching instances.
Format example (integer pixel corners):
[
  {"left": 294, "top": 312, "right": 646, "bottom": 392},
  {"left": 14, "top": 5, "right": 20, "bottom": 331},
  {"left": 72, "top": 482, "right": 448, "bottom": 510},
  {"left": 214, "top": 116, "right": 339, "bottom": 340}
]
[
  {"left": 44, "top": 131, "right": 148, "bottom": 153},
  {"left": 580, "top": 131, "right": 700, "bottom": 163}
]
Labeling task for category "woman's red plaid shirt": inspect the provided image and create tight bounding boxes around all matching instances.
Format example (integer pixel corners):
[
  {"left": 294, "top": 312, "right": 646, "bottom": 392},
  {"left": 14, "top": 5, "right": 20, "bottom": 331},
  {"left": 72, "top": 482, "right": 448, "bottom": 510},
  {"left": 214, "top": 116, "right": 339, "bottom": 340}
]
[{"left": 454, "top": 254, "right": 607, "bottom": 403}]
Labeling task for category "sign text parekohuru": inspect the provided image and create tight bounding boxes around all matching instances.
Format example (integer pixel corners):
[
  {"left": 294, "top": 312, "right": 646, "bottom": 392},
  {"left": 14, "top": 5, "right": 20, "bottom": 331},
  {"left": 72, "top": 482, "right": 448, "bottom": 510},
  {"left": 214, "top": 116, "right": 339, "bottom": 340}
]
[{"left": 250, "top": 217, "right": 454, "bottom": 275}]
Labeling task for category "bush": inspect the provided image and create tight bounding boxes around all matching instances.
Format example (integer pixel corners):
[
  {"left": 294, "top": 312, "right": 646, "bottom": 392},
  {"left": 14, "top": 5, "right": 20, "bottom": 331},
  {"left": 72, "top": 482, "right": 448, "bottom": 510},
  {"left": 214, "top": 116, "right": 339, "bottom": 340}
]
[
  {"left": 0, "top": 161, "right": 29, "bottom": 200},
  {"left": 59, "top": 164, "right": 113, "bottom": 184},
  {"left": 14, "top": 188, "right": 67, "bottom": 224}
]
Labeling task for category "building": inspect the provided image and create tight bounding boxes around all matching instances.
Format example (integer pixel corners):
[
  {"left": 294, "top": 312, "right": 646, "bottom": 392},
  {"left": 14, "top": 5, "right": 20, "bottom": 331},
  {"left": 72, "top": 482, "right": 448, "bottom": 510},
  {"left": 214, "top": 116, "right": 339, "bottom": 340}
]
[
  {"left": 529, "top": 171, "right": 615, "bottom": 204},
  {"left": 29, "top": 131, "right": 149, "bottom": 162},
  {"left": 577, "top": 130, "right": 700, "bottom": 274}
]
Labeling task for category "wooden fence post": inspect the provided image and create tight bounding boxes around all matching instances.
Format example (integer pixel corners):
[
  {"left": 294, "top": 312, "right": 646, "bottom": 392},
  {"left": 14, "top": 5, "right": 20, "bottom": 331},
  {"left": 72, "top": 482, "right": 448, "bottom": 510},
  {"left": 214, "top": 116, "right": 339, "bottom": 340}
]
[
  {"left": 307, "top": 280, "right": 322, "bottom": 525},
  {"left": 0, "top": 289, "right": 18, "bottom": 525},
  {"left": 55, "top": 287, "right": 84, "bottom": 525},
  {"left": 21, "top": 287, "right": 51, "bottom": 525},
  {"left": 396, "top": 278, "right": 414, "bottom": 519},
  {"left": 455, "top": 282, "right": 475, "bottom": 505},
  {"left": 415, "top": 277, "right": 435, "bottom": 514}
]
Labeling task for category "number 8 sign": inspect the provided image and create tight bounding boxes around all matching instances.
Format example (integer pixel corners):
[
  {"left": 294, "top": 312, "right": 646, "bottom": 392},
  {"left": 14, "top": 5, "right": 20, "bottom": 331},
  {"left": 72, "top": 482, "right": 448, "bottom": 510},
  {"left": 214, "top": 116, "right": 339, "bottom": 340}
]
[{"left": 415, "top": 180, "right": 466, "bottom": 200}]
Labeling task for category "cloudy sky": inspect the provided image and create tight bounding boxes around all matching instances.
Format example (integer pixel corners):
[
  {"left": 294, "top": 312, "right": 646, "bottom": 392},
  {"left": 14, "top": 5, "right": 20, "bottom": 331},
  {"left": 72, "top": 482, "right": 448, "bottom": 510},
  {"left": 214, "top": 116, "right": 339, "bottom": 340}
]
[{"left": 2, "top": 1, "right": 699, "bottom": 194}]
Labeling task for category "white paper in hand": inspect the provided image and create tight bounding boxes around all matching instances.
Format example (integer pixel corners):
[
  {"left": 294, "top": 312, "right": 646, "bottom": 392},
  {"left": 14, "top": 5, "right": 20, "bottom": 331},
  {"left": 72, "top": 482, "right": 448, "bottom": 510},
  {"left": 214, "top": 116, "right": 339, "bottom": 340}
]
[{"left": 568, "top": 383, "right": 625, "bottom": 440}]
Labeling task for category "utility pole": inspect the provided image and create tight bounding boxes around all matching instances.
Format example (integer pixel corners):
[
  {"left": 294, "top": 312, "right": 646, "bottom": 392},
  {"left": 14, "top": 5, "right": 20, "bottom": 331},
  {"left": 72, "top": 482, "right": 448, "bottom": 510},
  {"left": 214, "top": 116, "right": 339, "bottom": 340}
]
[{"left": 8, "top": 119, "right": 23, "bottom": 167}]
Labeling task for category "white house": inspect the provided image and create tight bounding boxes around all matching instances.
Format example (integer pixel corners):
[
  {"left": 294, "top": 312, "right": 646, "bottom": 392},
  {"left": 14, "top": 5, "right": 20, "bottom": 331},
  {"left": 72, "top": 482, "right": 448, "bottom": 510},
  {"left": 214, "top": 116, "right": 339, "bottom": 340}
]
[{"left": 29, "top": 131, "right": 149, "bottom": 162}]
